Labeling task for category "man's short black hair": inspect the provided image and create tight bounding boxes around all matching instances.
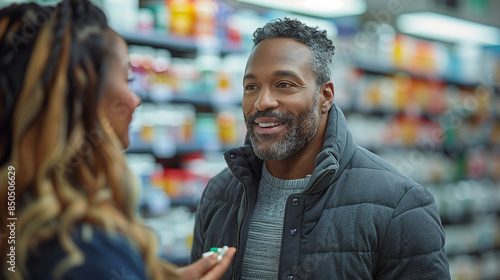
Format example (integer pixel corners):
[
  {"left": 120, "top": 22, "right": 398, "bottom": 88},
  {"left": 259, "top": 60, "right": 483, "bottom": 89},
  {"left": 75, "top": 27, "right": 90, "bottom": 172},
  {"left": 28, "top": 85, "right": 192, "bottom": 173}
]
[{"left": 252, "top": 17, "right": 335, "bottom": 88}]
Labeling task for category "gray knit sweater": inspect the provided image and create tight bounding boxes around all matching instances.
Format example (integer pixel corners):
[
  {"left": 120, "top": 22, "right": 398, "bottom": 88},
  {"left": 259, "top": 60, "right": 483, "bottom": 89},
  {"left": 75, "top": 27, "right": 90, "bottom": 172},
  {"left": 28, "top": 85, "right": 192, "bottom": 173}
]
[{"left": 241, "top": 164, "right": 310, "bottom": 279}]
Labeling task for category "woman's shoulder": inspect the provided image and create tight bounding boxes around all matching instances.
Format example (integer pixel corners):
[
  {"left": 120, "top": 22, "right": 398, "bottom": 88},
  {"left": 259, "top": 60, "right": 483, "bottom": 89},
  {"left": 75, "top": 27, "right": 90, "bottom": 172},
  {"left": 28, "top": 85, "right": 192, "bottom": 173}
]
[{"left": 27, "top": 224, "right": 149, "bottom": 280}]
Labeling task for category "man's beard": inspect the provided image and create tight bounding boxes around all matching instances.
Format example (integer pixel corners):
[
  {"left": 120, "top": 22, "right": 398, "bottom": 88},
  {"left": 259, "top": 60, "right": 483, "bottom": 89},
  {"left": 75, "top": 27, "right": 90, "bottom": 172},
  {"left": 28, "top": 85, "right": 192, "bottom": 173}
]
[{"left": 244, "top": 98, "right": 320, "bottom": 161}]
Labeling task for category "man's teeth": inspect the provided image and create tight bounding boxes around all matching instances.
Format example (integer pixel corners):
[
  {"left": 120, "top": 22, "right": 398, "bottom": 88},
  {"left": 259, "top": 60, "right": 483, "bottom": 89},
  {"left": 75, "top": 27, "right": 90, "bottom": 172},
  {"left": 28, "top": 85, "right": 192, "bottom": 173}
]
[{"left": 258, "top": 122, "right": 282, "bottom": 128}]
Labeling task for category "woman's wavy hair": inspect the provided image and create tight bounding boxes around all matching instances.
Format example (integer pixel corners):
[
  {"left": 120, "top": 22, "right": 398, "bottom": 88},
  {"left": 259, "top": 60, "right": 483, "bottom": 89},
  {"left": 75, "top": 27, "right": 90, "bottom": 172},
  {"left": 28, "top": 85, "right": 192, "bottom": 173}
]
[
  {"left": 252, "top": 17, "right": 335, "bottom": 89},
  {"left": 0, "top": 0, "right": 178, "bottom": 279}
]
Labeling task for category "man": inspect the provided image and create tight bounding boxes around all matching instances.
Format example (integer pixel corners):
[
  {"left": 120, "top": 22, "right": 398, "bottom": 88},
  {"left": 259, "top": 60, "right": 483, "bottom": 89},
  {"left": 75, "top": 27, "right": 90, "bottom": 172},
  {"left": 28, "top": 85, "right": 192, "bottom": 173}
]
[{"left": 191, "top": 17, "right": 450, "bottom": 279}]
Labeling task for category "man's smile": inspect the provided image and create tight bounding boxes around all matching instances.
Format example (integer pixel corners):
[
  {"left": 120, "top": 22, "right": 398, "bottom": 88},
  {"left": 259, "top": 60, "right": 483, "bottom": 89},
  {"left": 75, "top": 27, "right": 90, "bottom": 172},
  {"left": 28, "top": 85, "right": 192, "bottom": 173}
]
[{"left": 254, "top": 117, "right": 286, "bottom": 135}]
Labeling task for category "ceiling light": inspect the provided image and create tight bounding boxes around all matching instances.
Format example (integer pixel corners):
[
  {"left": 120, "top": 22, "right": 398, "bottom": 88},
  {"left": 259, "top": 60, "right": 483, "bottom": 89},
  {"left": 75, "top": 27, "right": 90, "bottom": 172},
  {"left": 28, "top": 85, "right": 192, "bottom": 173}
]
[
  {"left": 235, "top": 0, "right": 366, "bottom": 18},
  {"left": 397, "top": 12, "right": 500, "bottom": 45}
]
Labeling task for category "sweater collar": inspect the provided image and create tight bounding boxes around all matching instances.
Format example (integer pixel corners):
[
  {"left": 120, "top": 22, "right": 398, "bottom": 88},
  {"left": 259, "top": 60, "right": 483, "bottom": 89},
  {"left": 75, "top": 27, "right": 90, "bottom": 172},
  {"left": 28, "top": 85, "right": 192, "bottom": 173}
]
[{"left": 261, "top": 162, "right": 311, "bottom": 191}]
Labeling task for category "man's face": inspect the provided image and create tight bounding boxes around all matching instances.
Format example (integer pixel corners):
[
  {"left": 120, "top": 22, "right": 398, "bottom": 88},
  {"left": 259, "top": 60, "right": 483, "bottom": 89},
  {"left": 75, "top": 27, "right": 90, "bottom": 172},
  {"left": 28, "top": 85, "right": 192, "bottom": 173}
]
[{"left": 242, "top": 38, "right": 320, "bottom": 161}]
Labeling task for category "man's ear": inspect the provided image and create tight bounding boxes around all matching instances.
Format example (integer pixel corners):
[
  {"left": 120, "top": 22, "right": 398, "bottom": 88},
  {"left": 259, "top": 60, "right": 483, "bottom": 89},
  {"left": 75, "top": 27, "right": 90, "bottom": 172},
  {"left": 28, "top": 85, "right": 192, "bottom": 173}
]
[{"left": 319, "top": 81, "right": 334, "bottom": 114}]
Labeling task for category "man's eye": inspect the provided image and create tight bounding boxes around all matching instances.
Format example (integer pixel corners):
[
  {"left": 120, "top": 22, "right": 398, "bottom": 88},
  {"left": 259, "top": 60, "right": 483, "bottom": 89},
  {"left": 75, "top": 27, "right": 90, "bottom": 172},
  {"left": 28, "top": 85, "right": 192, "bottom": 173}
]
[
  {"left": 245, "top": 84, "right": 257, "bottom": 90},
  {"left": 277, "top": 82, "right": 291, "bottom": 88}
]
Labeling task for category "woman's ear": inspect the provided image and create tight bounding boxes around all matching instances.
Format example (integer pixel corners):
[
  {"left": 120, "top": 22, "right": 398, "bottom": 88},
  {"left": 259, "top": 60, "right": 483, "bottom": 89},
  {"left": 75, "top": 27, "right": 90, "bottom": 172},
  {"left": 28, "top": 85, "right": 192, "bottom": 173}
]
[{"left": 319, "top": 81, "right": 334, "bottom": 114}]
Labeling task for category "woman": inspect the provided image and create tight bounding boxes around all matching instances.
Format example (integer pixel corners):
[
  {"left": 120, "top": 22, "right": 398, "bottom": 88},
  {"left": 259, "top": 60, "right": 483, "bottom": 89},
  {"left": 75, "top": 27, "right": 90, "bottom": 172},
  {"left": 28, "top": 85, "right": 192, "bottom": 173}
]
[{"left": 0, "top": 0, "right": 235, "bottom": 279}]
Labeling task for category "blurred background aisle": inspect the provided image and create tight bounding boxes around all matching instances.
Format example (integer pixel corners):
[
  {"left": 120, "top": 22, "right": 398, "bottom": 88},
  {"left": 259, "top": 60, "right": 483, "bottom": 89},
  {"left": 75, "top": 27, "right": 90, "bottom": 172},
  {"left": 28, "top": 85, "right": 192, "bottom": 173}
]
[{"left": 2, "top": 0, "right": 499, "bottom": 278}]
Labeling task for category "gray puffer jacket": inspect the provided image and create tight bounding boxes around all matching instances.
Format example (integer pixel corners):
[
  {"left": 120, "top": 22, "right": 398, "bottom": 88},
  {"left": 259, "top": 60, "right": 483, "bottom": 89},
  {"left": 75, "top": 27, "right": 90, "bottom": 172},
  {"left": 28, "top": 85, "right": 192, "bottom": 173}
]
[{"left": 191, "top": 104, "right": 450, "bottom": 279}]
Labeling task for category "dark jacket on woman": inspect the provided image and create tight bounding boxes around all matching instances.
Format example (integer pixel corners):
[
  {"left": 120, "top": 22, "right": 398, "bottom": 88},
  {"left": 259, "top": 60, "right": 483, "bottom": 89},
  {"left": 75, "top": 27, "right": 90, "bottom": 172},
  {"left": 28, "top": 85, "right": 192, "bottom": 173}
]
[
  {"left": 191, "top": 104, "right": 450, "bottom": 279},
  {"left": 27, "top": 225, "right": 148, "bottom": 280}
]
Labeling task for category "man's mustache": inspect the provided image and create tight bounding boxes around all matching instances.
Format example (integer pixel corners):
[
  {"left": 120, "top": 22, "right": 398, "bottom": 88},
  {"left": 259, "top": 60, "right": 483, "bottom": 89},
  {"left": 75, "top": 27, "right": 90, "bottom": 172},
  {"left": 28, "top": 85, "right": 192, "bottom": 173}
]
[{"left": 245, "top": 110, "right": 293, "bottom": 126}]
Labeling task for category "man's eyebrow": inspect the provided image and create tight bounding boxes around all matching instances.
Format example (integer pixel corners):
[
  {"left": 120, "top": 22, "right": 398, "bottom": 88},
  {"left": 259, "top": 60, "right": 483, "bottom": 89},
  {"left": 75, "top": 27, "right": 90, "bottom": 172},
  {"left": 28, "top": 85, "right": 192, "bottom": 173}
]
[
  {"left": 243, "top": 71, "right": 300, "bottom": 81},
  {"left": 272, "top": 70, "right": 300, "bottom": 79},
  {"left": 243, "top": 73, "right": 256, "bottom": 80}
]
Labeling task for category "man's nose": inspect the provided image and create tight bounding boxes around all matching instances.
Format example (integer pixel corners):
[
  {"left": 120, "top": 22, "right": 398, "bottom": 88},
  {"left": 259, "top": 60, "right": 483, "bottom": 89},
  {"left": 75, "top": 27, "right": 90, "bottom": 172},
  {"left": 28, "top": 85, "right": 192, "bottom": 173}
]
[{"left": 255, "top": 87, "right": 278, "bottom": 111}]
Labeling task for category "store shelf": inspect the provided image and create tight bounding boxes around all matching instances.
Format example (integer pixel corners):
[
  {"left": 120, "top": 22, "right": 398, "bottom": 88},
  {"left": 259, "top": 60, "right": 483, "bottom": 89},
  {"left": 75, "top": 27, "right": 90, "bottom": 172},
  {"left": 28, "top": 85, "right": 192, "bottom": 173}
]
[
  {"left": 352, "top": 60, "right": 500, "bottom": 90},
  {"left": 127, "top": 143, "right": 237, "bottom": 158},
  {"left": 161, "top": 253, "right": 190, "bottom": 266},
  {"left": 141, "top": 94, "right": 242, "bottom": 108},
  {"left": 170, "top": 197, "right": 200, "bottom": 212},
  {"left": 366, "top": 142, "right": 497, "bottom": 154},
  {"left": 441, "top": 210, "right": 500, "bottom": 227},
  {"left": 122, "top": 30, "right": 197, "bottom": 52},
  {"left": 446, "top": 246, "right": 500, "bottom": 261},
  {"left": 121, "top": 30, "right": 246, "bottom": 56}
]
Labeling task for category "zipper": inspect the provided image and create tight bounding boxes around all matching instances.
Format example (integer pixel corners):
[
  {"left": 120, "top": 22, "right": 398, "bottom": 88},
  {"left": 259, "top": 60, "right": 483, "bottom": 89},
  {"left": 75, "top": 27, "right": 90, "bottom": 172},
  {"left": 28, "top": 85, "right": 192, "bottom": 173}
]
[
  {"left": 304, "top": 154, "right": 338, "bottom": 195},
  {"left": 231, "top": 175, "right": 248, "bottom": 280},
  {"left": 223, "top": 151, "right": 251, "bottom": 280},
  {"left": 304, "top": 169, "right": 331, "bottom": 195}
]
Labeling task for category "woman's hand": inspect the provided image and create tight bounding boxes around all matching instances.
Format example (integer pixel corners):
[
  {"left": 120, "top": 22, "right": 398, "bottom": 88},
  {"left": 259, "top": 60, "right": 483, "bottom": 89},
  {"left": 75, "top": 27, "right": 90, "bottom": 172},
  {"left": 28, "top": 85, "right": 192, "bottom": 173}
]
[{"left": 176, "top": 247, "right": 236, "bottom": 280}]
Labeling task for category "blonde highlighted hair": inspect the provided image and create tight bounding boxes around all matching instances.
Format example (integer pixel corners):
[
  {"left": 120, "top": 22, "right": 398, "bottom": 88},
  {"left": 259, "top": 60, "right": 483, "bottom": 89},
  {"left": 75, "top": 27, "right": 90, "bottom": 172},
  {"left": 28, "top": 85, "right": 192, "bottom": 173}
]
[{"left": 0, "top": 0, "right": 179, "bottom": 279}]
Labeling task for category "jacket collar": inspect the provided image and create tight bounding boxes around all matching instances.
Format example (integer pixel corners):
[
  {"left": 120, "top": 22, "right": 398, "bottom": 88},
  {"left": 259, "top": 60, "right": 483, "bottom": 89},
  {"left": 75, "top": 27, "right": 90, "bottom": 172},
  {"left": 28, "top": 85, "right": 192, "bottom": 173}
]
[
  {"left": 308, "top": 103, "right": 356, "bottom": 193},
  {"left": 224, "top": 103, "right": 356, "bottom": 194}
]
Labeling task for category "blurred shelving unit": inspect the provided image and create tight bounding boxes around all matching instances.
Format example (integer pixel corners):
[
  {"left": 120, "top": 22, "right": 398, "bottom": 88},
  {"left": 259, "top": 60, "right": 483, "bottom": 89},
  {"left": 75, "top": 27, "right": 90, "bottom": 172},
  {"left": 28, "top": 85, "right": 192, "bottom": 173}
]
[
  {"left": 343, "top": 35, "right": 500, "bottom": 279},
  {"left": 112, "top": 0, "right": 500, "bottom": 277},
  {"left": 119, "top": 0, "right": 252, "bottom": 266}
]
